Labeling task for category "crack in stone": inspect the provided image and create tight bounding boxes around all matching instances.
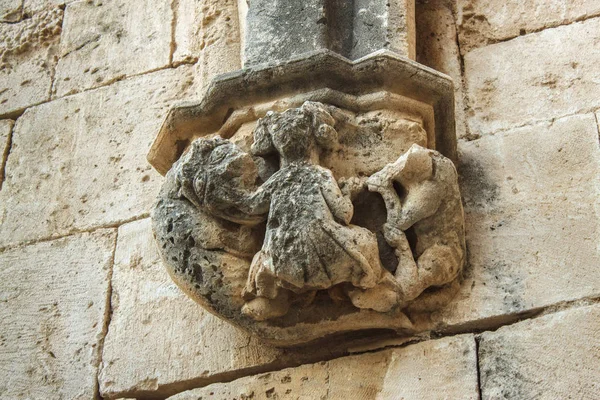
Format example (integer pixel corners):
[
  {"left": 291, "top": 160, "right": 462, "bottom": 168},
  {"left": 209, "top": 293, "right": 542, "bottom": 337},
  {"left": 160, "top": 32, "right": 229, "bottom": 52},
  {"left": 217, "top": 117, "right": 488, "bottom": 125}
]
[{"left": 0, "top": 120, "right": 14, "bottom": 192}]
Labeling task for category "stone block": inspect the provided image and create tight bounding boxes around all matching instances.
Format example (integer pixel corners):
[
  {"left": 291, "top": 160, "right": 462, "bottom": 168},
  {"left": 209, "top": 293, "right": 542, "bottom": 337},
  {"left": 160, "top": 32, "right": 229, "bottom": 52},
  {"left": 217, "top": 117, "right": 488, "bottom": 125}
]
[
  {"left": 432, "top": 114, "right": 600, "bottom": 328},
  {"left": 0, "top": 5, "right": 62, "bottom": 117},
  {"left": 169, "top": 334, "right": 478, "bottom": 399},
  {"left": 53, "top": 0, "right": 172, "bottom": 97},
  {"left": 457, "top": 0, "right": 600, "bottom": 52},
  {"left": 416, "top": 0, "right": 468, "bottom": 139},
  {"left": 0, "top": 119, "right": 12, "bottom": 186},
  {"left": 24, "top": 0, "right": 71, "bottom": 14},
  {"left": 0, "top": 66, "right": 198, "bottom": 248},
  {"left": 0, "top": 0, "right": 21, "bottom": 22},
  {"left": 464, "top": 17, "right": 600, "bottom": 135},
  {"left": 100, "top": 218, "right": 286, "bottom": 399},
  {"left": 174, "top": 0, "right": 242, "bottom": 86},
  {"left": 479, "top": 304, "right": 600, "bottom": 399},
  {"left": 0, "top": 229, "right": 116, "bottom": 399}
]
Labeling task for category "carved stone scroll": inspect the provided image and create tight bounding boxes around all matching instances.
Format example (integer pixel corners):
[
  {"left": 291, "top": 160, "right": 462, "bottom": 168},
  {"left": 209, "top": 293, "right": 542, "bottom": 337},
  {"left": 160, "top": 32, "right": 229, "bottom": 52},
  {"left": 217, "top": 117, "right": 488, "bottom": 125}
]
[{"left": 152, "top": 101, "right": 465, "bottom": 346}]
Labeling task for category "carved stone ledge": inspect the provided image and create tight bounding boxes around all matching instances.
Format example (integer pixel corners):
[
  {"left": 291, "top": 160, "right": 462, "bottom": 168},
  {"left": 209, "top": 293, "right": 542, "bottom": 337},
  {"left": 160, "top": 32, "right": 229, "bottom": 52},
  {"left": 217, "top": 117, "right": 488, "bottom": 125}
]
[
  {"left": 147, "top": 50, "right": 456, "bottom": 176},
  {"left": 151, "top": 97, "right": 465, "bottom": 346}
]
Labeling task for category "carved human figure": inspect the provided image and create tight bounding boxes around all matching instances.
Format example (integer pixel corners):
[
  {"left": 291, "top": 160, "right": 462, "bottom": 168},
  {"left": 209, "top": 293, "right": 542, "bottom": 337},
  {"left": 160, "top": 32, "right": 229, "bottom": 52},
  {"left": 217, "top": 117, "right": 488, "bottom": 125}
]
[
  {"left": 241, "top": 102, "right": 396, "bottom": 320},
  {"left": 174, "top": 136, "right": 266, "bottom": 226},
  {"left": 367, "top": 144, "right": 466, "bottom": 302},
  {"left": 174, "top": 102, "right": 397, "bottom": 321}
]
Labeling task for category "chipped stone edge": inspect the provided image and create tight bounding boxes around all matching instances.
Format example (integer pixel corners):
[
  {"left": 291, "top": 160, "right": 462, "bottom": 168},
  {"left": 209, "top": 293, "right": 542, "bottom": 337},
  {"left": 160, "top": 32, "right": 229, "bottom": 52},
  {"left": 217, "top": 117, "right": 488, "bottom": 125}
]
[{"left": 147, "top": 49, "right": 456, "bottom": 175}]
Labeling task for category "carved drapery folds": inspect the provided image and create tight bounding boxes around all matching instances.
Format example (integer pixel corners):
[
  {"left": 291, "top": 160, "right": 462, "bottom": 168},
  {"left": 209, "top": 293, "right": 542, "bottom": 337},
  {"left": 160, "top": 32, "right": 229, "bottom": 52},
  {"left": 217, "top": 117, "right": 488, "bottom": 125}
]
[{"left": 152, "top": 100, "right": 465, "bottom": 346}]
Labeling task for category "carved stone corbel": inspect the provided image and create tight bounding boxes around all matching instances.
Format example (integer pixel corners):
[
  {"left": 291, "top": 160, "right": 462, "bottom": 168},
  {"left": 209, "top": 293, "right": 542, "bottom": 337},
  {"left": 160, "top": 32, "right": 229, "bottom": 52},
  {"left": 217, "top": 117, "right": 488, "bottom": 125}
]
[{"left": 147, "top": 1, "right": 466, "bottom": 347}]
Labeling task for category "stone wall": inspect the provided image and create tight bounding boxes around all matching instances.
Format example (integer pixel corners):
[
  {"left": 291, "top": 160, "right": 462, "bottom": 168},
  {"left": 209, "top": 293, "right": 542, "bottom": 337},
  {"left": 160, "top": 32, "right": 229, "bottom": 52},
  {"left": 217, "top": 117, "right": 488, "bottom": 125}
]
[{"left": 1, "top": 0, "right": 599, "bottom": 399}]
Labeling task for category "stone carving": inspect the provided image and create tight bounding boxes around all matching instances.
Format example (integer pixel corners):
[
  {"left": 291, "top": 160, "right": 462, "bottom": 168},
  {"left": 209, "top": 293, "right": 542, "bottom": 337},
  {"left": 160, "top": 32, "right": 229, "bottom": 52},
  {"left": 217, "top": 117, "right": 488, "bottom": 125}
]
[{"left": 152, "top": 101, "right": 465, "bottom": 346}]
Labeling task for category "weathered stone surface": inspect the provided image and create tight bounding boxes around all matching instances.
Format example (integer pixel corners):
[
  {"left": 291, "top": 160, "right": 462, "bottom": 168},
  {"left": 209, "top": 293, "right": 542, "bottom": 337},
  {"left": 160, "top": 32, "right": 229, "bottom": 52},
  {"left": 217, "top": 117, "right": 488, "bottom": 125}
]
[
  {"left": 244, "top": 0, "right": 415, "bottom": 65},
  {"left": 169, "top": 334, "right": 478, "bottom": 399},
  {"left": 431, "top": 114, "right": 600, "bottom": 328},
  {"left": 457, "top": 0, "right": 600, "bottom": 52},
  {"left": 464, "top": 17, "right": 600, "bottom": 135},
  {"left": 368, "top": 143, "right": 465, "bottom": 304},
  {"left": 351, "top": 0, "right": 416, "bottom": 60},
  {"left": 0, "top": 5, "right": 62, "bottom": 117},
  {"left": 148, "top": 52, "right": 457, "bottom": 176},
  {"left": 0, "top": 229, "right": 115, "bottom": 399},
  {"left": 174, "top": 0, "right": 242, "bottom": 85},
  {"left": 100, "top": 218, "right": 314, "bottom": 399},
  {"left": 479, "top": 304, "right": 600, "bottom": 399},
  {"left": 416, "top": 0, "right": 468, "bottom": 139},
  {"left": 53, "top": 0, "right": 172, "bottom": 97},
  {"left": 154, "top": 102, "right": 463, "bottom": 345},
  {"left": 244, "top": 0, "right": 329, "bottom": 66},
  {"left": 0, "top": 66, "right": 198, "bottom": 248},
  {"left": 24, "top": 0, "right": 71, "bottom": 14},
  {"left": 0, "top": 0, "right": 21, "bottom": 22},
  {"left": 0, "top": 119, "right": 12, "bottom": 187}
]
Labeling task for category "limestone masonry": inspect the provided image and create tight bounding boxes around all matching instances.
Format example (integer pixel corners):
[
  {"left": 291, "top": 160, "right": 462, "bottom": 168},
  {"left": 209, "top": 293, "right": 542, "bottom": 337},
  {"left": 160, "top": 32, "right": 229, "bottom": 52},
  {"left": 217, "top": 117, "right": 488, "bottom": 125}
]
[{"left": 0, "top": 0, "right": 599, "bottom": 399}]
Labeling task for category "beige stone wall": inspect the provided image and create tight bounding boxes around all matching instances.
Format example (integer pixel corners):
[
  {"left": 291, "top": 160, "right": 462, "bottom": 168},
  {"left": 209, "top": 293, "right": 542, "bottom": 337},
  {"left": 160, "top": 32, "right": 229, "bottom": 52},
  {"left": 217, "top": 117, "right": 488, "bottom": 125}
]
[{"left": 1, "top": 0, "right": 599, "bottom": 399}]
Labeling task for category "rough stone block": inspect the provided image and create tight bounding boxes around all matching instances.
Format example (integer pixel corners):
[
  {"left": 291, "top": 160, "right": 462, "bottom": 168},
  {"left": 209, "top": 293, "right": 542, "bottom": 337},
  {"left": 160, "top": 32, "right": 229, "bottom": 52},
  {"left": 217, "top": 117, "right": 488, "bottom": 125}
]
[
  {"left": 0, "top": 229, "right": 116, "bottom": 399},
  {"left": 479, "top": 304, "right": 600, "bottom": 399},
  {"left": 169, "top": 334, "right": 478, "bottom": 399},
  {"left": 457, "top": 0, "right": 600, "bottom": 52},
  {"left": 0, "top": 0, "right": 21, "bottom": 22},
  {"left": 174, "top": 0, "right": 242, "bottom": 86},
  {"left": 24, "top": 0, "right": 71, "bottom": 14},
  {"left": 416, "top": 0, "right": 468, "bottom": 139},
  {"left": 0, "top": 119, "right": 12, "bottom": 186},
  {"left": 0, "top": 66, "right": 198, "bottom": 248},
  {"left": 433, "top": 114, "right": 600, "bottom": 328},
  {"left": 53, "top": 0, "right": 172, "bottom": 97},
  {"left": 464, "top": 17, "right": 600, "bottom": 135},
  {"left": 0, "top": 5, "right": 62, "bottom": 117},
  {"left": 100, "top": 218, "right": 285, "bottom": 399}
]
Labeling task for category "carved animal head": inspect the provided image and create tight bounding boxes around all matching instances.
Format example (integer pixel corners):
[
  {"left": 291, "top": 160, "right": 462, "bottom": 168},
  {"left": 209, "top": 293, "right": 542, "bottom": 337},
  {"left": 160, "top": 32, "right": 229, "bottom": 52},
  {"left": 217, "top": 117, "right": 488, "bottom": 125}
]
[
  {"left": 251, "top": 101, "right": 338, "bottom": 162},
  {"left": 396, "top": 144, "right": 434, "bottom": 185}
]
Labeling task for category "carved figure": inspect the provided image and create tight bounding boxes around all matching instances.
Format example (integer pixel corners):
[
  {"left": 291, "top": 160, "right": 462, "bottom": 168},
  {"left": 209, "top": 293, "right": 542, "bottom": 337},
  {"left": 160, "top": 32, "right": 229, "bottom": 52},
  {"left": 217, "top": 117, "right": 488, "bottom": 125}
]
[
  {"left": 241, "top": 103, "right": 393, "bottom": 320},
  {"left": 174, "top": 103, "right": 395, "bottom": 321},
  {"left": 367, "top": 144, "right": 466, "bottom": 302},
  {"left": 156, "top": 101, "right": 465, "bottom": 334}
]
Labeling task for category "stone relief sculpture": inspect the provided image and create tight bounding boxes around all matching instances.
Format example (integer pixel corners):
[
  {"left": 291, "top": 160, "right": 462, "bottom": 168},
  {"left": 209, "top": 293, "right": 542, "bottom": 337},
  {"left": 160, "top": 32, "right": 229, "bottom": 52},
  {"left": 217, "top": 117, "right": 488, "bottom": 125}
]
[{"left": 153, "top": 101, "right": 465, "bottom": 346}]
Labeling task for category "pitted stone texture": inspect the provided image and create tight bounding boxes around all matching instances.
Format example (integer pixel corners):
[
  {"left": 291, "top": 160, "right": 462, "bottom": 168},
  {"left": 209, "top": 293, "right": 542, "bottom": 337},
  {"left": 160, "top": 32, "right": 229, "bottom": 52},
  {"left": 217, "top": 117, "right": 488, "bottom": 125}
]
[
  {"left": 24, "top": 0, "right": 73, "bottom": 14},
  {"left": 0, "top": 66, "right": 197, "bottom": 248},
  {"left": 479, "top": 304, "right": 600, "bottom": 399},
  {"left": 53, "top": 0, "right": 172, "bottom": 97},
  {"left": 100, "top": 218, "right": 321, "bottom": 399},
  {"left": 153, "top": 102, "right": 463, "bottom": 345},
  {"left": 244, "top": 0, "right": 415, "bottom": 65},
  {"left": 457, "top": 0, "right": 600, "bottom": 52},
  {"left": 352, "top": 0, "right": 416, "bottom": 60},
  {"left": 432, "top": 114, "right": 600, "bottom": 328},
  {"left": 169, "top": 334, "right": 478, "bottom": 400},
  {"left": 0, "top": 119, "right": 12, "bottom": 187},
  {"left": 174, "top": 0, "right": 242, "bottom": 85},
  {"left": 244, "top": 0, "right": 328, "bottom": 66},
  {"left": 0, "top": 0, "right": 21, "bottom": 22},
  {"left": 464, "top": 17, "right": 600, "bottom": 135},
  {"left": 0, "top": 5, "right": 62, "bottom": 117},
  {"left": 416, "top": 0, "right": 468, "bottom": 140},
  {"left": 0, "top": 229, "right": 115, "bottom": 400}
]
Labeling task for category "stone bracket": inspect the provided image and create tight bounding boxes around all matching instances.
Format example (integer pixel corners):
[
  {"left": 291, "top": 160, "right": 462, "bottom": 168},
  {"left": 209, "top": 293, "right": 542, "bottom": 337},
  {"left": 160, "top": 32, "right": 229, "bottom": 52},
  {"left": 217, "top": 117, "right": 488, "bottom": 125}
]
[{"left": 147, "top": 50, "right": 456, "bottom": 175}]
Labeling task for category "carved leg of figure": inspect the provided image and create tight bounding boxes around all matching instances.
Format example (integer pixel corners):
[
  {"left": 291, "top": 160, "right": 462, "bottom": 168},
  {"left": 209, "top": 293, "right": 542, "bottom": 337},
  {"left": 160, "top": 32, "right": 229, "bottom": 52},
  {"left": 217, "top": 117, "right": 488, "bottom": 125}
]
[
  {"left": 413, "top": 244, "right": 462, "bottom": 291},
  {"left": 383, "top": 225, "right": 421, "bottom": 302},
  {"left": 346, "top": 273, "right": 401, "bottom": 313},
  {"left": 241, "top": 290, "right": 290, "bottom": 321},
  {"left": 405, "top": 279, "right": 461, "bottom": 313}
]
